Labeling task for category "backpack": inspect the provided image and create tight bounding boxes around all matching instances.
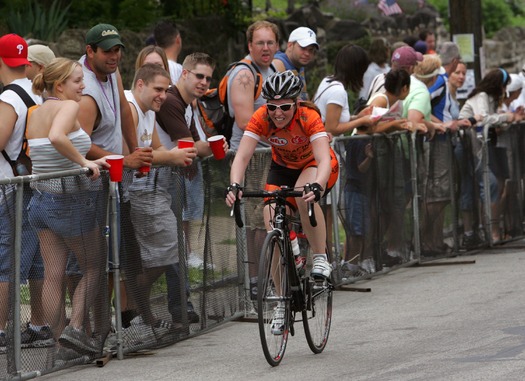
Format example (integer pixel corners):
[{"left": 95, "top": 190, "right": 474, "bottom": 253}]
[
  {"left": 197, "top": 58, "right": 264, "bottom": 144},
  {"left": 1, "top": 84, "right": 38, "bottom": 176}
]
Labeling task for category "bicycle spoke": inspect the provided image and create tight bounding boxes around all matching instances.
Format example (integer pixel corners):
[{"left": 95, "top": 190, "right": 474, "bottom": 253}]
[{"left": 303, "top": 278, "right": 332, "bottom": 354}]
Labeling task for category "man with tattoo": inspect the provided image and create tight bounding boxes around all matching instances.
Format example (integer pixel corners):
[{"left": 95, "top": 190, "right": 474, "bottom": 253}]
[{"left": 227, "top": 20, "right": 279, "bottom": 151}]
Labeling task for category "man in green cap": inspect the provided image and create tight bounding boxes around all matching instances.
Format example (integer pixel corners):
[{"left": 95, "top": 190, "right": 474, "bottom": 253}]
[{"left": 78, "top": 23, "right": 151, "bottom": 168}]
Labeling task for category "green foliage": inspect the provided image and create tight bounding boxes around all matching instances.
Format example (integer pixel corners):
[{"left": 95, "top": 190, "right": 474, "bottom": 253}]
[
  {"left": 7, "top": 0, "right": 70, "bottom": 41},
  {"left": 427, "top": 0, "right": 525, "bottom": 38},
  {"left": 482, "top": 0, "right": 513, "bottom": 37},
  {"left": 117, "top": 0, "right": 158, "bottom": 32},
  {"left": 66, "top": 0, "right": 113, "bottom": 28}
]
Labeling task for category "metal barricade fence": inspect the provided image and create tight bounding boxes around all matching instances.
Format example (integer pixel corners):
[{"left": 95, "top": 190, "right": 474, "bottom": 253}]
[
  {"left": 3, "top": 123, "right": 525, "bottom": 379},
  {"left": 332, "top": 132, "right": 419, "bottom": 283}
]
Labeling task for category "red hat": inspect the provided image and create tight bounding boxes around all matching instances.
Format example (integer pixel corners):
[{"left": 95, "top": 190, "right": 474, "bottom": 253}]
[
  {"left": 0, "top": 34, "right": 30, "bottom": 68},
  {"left": 391, "top": 46, "right": 423, "bottom": 69}
]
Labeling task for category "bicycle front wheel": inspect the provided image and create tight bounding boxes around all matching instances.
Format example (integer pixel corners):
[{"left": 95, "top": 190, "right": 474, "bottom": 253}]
[
  {"left": 257, "top": 230, "right": 290, "bottom": 367},
  {"left": 302, "top": 277, "right": 333, "bottom": 354}
]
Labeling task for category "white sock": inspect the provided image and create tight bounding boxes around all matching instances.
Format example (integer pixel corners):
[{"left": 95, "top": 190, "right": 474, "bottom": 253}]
[{"left": 313, "top": 254, "right": 327, "bottom": 261}]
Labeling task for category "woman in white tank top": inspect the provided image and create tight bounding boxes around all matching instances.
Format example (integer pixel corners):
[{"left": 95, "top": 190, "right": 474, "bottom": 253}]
[{"left": 26, "top": 58, "right": 109, "bottom": 356}]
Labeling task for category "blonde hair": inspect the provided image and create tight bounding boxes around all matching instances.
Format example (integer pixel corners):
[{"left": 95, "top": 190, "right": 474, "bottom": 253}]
[
  {"left": 413, "top": 54, "right": 442, "bottom": 85},
  {"left": 32, "top": 57, "right": 80, "bottom": 96}
]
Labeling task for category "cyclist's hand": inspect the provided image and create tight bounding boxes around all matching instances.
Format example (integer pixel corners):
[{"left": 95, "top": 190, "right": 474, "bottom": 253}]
[
  {"left": 225, "top": 183, "right": 243, "bottom": 207},
  {"left": 303, "top": 182, "right": 323, "bottom": 203}
]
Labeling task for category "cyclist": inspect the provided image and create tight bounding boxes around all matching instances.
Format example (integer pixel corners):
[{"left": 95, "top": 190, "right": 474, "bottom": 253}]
[{"left": 225, "top": 71, "right": 339, "bottom": 332}]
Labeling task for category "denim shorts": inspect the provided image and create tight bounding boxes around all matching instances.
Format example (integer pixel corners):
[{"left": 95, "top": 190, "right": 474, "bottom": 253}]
[
  {"left": 0, "top": 187, "right": 44, "bottom": 282},
  {"left": 344, "top": 189, "right": 370, "bottom": 236},
  {"left": 28, "top": 191, "right": 98, "bottom": 237}
]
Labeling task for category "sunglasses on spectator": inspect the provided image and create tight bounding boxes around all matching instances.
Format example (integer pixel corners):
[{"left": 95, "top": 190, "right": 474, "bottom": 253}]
[
  {"left": 267, "top": 103, "right": 295, "bottom": 112},
  {"left": 188, "top": 70, "right": 212, "bottom": 83}
]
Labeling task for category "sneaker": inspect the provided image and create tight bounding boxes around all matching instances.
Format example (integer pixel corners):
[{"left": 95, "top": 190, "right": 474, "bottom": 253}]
[
  {"left": 54, "top": 347, "right": 88, "bottom": 368},
  {"left": 21, "top": 325, "right": 54, "bottom": 348},
  {"left": 383, "top": 251, "right": 403, "bottom": 267},
  {"left": 187, "top": 252, "right": 204, "bottom": 268},
  {"left": 270, "top": 303, "right": 286, "bottom": 335},
  {"left": 359, "top": 258, "right": 376, "bottom": 274},
  {"left": 187, "top": 309, "right": 200, "bottom": 324},
  {"left": 122, "top": 324, "right": 148, "bottom": 347},
  {"left": 461, "top": 233, "right": 478, "bottom": 250},
  {"left": 152, "top": 319, "right": 175, "bottom": 340},
  {"left": 130, "top": 315, "right": 144, "bottom": 326},
  {"left": 311, "top": 257, "right": 332, "bottom": 279},
  {"left": 187, "top": 253, "right": 215, "bottom": 270},
  {"left": 58, "top": 326, "right": 99, "bottom": 355}
]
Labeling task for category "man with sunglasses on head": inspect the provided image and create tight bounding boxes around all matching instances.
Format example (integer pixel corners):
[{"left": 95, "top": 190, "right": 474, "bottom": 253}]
[
  {"left": 156, "top": 52, "right": 219, "bottom": 165},
  {"left": 273, "top": 26, "right": 319, "bottom": 101}
]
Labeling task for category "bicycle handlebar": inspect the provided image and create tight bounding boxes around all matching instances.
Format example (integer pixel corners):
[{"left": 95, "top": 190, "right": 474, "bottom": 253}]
[{"left": 231, "top": 185, "right": 317, "bottom": 228}]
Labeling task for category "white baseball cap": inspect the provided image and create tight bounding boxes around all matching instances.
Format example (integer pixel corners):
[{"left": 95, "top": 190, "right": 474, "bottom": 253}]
[
  {"left": 288, "top": 27, "right": 319, "bottom": 48},
  {"left": 507, "top": 73, "right": 524, "bottom": 93}
]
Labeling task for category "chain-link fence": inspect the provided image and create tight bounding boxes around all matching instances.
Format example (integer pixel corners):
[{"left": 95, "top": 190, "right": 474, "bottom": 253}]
[{"left": 2, "top": 122, "right": 525, "bottom": 379}]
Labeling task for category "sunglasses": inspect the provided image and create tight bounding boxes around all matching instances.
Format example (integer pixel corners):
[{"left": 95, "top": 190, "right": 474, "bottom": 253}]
[
  {"left": 188, "top": 70, "right": 212, "bottom": 83},
  {"left": 267, "top": 103, "right": 295, "bottom": 112}
]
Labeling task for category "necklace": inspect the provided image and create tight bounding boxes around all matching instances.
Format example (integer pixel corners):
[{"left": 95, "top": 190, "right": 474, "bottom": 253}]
[
  {"left": 45, "top": 96, "right": 61, "bottom": 101},
  {"left": 84, "top": 57, "right": 117, "bottom": 117}
]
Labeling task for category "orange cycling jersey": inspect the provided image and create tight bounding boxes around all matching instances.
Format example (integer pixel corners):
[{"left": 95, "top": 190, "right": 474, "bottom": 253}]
[{"left": 244, "top": 105, "right": 329, "bottom": 170}]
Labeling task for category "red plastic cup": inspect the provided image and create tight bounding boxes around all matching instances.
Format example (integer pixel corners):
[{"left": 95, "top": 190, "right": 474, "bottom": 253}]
[
  {"left": 178, "top": 139, "right": 195, "bottom": 149},
  {"left": 135, "top": 147, "right": 150, "bottom": 174},
  {"left": 106, "top": 155, "right": 124, "bottom": 182},
  {"left": 208, "top": 135, "right": 226, "bottom": 160}
]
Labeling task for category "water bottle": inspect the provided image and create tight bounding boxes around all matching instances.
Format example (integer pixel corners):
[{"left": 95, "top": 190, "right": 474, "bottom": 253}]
[{"left": 290, "top": 231, "right": 305, "bottom": 271}]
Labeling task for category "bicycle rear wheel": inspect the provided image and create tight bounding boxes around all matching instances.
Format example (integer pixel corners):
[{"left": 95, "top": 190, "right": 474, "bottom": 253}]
[
  {"left": 257, "top": 230, "right": 290, "bottom": 366},
  {"left": 302, "top": 277, "right": 333, "bottom": 354}
]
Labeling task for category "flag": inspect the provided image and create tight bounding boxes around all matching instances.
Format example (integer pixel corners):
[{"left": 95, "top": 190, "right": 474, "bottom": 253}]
[{"left": 378, "top": 0, "right": 403, "bottom": 16}]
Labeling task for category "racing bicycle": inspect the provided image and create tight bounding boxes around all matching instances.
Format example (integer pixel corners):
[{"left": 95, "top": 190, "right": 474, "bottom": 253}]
[{"left": 231, "top": 184, "right": 333, "bottom": 366}]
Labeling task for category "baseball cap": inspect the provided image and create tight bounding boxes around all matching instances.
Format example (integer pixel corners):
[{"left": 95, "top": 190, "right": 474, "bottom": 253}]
[
  {"left": 0, "top": 34, "right": 30, "bottom": 68},
  {"left": 413, "top": 40, "right": 428, "bottom": 55},
  {"left": 28, "top": 44, "right": 56, "bottom": 66},
  {"left": 391, "top": 46, "right": 423, "bottom": 68},
  {"left": 85, "top": 23, "right": 125, "bottom": 50},
  {"left": 288, "top": 27, "right": 319, "bottom": 49},
  {"left": 507, "top": 73, "right": 524, "bottom": 93}
]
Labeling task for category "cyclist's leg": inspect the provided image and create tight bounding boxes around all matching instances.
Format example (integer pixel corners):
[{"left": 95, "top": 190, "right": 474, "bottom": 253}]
[{"left": 294, "top": 166, "right": 327, "bottom": 254}]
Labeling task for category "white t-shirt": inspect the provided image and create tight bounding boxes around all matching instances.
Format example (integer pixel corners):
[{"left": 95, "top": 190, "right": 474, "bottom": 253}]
[
  {"left": 168, "top": 60, "right": 183, "bottom": 84},
  {"left": 359, "top": 62, "right": 390, "bottom": 100},
  {"left": 313, "top": 77, "right": 349, "bottom": 124},
  {"left": 0, "top": 78, "right": 42, "bottom": 179}
]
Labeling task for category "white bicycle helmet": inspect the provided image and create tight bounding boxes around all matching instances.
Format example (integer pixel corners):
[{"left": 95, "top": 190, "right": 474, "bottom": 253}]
[{"left": 262, "top": 70, "right": 302, "bottom": 100}]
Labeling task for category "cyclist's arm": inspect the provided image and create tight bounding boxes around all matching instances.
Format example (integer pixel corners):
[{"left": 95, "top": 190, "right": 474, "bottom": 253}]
[{"left": 305, "top": 135, "right": 331, "bottom": 202}]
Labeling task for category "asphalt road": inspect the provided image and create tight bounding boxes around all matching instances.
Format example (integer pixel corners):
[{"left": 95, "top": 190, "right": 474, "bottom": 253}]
[{"left": 40, "top": 242, "right": 525, "bottom": 381}]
